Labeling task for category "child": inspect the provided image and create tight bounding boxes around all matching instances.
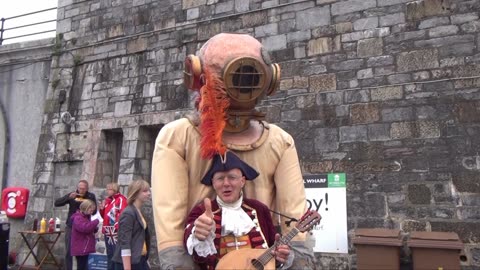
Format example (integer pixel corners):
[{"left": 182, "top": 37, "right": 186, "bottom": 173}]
[{"left": 70, "top": 199, "right": 99, "bottom": 270}]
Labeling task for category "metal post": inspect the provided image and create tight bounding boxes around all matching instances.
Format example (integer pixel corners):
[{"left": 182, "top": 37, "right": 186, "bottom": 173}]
[{"left": 0, "top": 18, "right": 5, "bottom": 45}]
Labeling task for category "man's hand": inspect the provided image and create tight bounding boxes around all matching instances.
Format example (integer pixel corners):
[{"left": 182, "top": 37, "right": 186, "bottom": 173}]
[
  {"left": 272, "top": 234, "right": 290, "bottom": 263},
  {"left": 69, "top": 192, "right": 77, "bottom": 199},
  {"left": 193, "top": 198, "right": 214, "bottom": 241},
  {"left": 98, "top": 200, "right": 105, "bottom": 210}
]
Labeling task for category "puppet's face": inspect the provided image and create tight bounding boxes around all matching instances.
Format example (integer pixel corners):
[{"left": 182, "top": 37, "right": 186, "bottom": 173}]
[{"left": 183, "top": 33, "right": 280, "bottom": 112}]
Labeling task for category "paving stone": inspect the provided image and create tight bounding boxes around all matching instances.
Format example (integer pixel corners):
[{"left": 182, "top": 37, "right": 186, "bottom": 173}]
[
  {"left": 353, "top": 17, "right": 379, "bottom": 31},
  {"left": 307, "top": 37, "right": 332, "bottom": 56},
  {"left": 461, "top": 21, "right": 480, "bottom": 33},
  {"left": 351, "top": 103, "right": 380, "bottom": 124},
  {"left": 262, "top": 35, "right": 287, "bottom": 51},
  {"left": 314, "top": 128, "right": 339, "bottom": 151},
  {"left": 418, "top": 17, "right": 450, "bottom": 29},
  {"left": 296, "top": 6, "right": 331, "bottom": 30},
  {"left": 397, "top": 49, "right": 439, "bottom": 72},
  {"left": 450, "top": 13, "right": 478, "bottom": 24},
  {"left": 381, "top": 107, "right": 414, "bottom": 122},
  {"left": 235, "top": 0, "right": 249, "bottom": 12},
  {"left": 255, "top": 23, "right": 278, "bottom": 37},
  {"left": 310, "top": 74, "right": 337, "bottom": 92},
  {"left": 182, "top": 0, "right": 206, "bottom": 9},
  {"left": 380, "top": 13, "right": 405, "bottom": 26},
  {"left": 406, "top": 0, "right": 451, "bottom": 21},
  {"left": 331, "top": 0, "right": 376, "bottom": 16},
  {"left": 357, "top": 38, "right": 383, "bottom": 57},
  {"left": 339, "top": 125, "right": 368, "bottom": 142},
  {"left": 428, "top": 25, "right": 458, "bottom": 38}
]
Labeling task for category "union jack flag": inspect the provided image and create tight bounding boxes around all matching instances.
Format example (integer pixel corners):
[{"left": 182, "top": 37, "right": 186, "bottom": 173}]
[{"left": 104, "top": 225, "right": 118, "bottom": 245}]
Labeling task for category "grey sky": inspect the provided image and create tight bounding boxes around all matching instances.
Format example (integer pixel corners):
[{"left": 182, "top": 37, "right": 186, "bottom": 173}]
[{"left": 1, "top": 0, "right": 58, "bottom": 44}]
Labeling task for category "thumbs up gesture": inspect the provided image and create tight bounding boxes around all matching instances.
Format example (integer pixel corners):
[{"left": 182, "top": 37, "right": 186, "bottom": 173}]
[{"left": 193, "top": 198, "right": 215, "bottom": 241}]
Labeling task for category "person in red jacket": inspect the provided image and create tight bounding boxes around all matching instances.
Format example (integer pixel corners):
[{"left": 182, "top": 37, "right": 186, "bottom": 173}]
[
  {"left": 71, "top": 199, "right": 99, "bottom": 270},
  {"left": 99, "top": 182, "right": 127, "bottom": 270}
]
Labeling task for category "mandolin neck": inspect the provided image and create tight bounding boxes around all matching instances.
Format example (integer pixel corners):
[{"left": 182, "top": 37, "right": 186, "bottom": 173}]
[{"left": 255, "top": 227, "right": 300, "bottom": 266}]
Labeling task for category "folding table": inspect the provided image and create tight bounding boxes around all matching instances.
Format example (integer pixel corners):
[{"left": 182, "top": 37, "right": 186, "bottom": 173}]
[{"left": 18, "top": 230, "right": 63, "bottom": 269}]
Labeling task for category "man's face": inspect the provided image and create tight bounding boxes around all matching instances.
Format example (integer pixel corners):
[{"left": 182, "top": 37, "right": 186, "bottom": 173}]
[
  {"left": 212, "top": 168, "right": 245, "bottom": 204},
  {"left": 77, "top": 182, "right": 88, "bottom": 196}
]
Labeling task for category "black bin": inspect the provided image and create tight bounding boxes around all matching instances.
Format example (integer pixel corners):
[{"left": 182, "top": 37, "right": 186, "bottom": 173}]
[{"left": 0, "top": 222, "right": 10, "bottom": 270}]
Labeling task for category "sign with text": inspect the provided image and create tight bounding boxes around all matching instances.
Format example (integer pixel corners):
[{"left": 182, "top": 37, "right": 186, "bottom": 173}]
[
  {"left": 304, "top": 173, "right": 348, "bottom": 253},
  {"left": 88, "top": 254, "right": 108, "bottom": 270}
]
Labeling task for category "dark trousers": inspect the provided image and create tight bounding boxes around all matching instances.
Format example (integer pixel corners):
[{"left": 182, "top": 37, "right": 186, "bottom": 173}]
[
  {"left": 75, "top": 255, "right": 89, "bottom": 270},
  {"left": 64, "top": 226, "right": 72, "bottom": 270},
  {"left": 114, "top": 256, "right": 149, "bottom": 270},
  {"left": 105, "top": 235, "right": 116, "bottom": 270}
]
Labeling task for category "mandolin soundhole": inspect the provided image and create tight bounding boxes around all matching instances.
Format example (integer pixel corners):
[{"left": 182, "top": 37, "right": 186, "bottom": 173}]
[{"left": 251, "top": 259, "right": 264, "bottom": 270}]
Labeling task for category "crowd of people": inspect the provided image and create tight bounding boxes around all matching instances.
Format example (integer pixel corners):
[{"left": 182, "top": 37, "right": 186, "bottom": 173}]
[
  {"left": 56, "top": 153, "right": 295, "bottom": 270},
  {"left": 55, "top": 179, "right": 150, "bottom": 270}
]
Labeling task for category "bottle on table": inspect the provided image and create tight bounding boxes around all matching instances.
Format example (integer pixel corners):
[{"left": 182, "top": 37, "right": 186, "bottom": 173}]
[
  {"left": 32, "top": 218, "right": 38, "bottom": 232},
  {"left": 48, "top": 218, "right": 55, "bottom": 232},
  {"left": 39, "top": 217, "right": 47, "bottom": 233},
  {"left": 55, "top": 217, "right": 61, "bottom": 232}
]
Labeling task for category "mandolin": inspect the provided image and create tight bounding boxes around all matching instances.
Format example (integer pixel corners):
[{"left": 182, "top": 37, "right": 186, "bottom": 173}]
[{"left": 215, "top": 210, "right": 321, "bottom": 270}]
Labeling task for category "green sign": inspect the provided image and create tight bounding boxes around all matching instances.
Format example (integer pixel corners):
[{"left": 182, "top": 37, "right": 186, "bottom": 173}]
[{"left": 327, "top": 173, "right": 346, "bottom": 188}]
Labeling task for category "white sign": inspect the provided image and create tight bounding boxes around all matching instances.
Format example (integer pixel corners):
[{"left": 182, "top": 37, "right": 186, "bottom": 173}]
[{"left": 304, "top": 173, "right": 348, "bottom": 253}]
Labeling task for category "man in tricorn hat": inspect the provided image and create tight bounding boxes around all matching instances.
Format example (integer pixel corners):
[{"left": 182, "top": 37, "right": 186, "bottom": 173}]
[
  {"left": 152, "top": 33, "right": 313, "bottom": 269},
  {"left": 184, "top": 151, "right": 293, "bottom": 270}
]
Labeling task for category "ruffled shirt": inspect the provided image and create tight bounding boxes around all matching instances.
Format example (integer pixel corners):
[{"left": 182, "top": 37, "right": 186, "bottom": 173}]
[{"left": 186, "top": 194, "right": 256, "bottom": 256}]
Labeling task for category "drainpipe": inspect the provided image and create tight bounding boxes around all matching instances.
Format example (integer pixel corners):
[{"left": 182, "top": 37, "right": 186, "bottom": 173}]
[{"left": 0, "top": 100, "right": 9, "bottom": 190}]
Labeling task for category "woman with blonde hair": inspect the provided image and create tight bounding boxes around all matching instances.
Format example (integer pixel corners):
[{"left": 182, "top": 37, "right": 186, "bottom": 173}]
[
  {"left": 70, "top": 199, "right": 99, "bottom": 270},
  {"left": 112, "top": 180, "right": 151, "bottom": 270},
  {"left": 99, "top": 182, "right": 128, "bottom": 270}
]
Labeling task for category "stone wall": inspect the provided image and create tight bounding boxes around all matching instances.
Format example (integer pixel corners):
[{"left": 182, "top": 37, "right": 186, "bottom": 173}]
[
  {"left": 0, "top": 38, "right": 53, "bottom": 252},
  {"left": 26, "top": 0, "right": 480, "bottom": 268}
]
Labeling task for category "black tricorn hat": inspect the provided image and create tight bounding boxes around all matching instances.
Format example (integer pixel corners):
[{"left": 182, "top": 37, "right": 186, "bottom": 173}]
[{"left": 201, "top": 151, "right": 259, "bottom": 185}]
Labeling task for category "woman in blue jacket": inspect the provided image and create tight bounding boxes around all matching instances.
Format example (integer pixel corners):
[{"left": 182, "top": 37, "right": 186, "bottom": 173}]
[
  {"left": 112, "top": 180, "right": 151, "bottom": 270},
  {"left": 70, "top": 199, "right": 99, "bottom": 270}
]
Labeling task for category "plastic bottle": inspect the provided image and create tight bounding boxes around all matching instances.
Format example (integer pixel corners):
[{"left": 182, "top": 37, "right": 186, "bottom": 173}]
[
  {"left": 55, "top": 217, "right": 61, "bottom": 232},
  {"left": 39, "top": 217, "right": 47, "bottom": 233},
  {"left": 48, "top": 218, "right": 55, "bottom": 232},
  {"left": 0, "top": 211, "right": 7, "bottom": 223},
  {"left": 32, "top": 218, "right": 38, "bottom": 232}
]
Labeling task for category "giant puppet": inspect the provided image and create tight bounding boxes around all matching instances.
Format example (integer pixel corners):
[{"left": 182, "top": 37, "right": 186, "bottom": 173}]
[{"left": 151, "top": 33, "right": 314, "bottom": 269}]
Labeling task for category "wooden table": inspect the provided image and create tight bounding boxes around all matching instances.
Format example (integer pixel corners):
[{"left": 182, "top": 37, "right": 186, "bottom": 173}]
[{"left": 18, "top": 230, "right": 63, "bottom": 270}]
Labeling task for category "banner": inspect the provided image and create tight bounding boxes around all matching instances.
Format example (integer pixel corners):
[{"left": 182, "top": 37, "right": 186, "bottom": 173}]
[{"left": 304, "top": 173, "right": 348, "bottom": 253}]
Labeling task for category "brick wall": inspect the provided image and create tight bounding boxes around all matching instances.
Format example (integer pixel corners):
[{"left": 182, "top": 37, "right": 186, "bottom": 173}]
[{"left": 29, "top": 0, "right": 480, "bottom": 268}]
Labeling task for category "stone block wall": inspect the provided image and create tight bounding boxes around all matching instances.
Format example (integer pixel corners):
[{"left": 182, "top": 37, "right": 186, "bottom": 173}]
[
  {"left": 27, "top": 0, "right": 480, "bottom": 268},
  {"left": 0, "top": 38, "right": 53, "bottom": 253}
]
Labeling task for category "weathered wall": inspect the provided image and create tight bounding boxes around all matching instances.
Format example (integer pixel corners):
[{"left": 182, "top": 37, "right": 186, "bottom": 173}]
[
  {"left": 0, "top": 38, "right": 53, "bottom": 254},
  {"left": 22, "top": 0, "right": 480, "bottom": 269}
]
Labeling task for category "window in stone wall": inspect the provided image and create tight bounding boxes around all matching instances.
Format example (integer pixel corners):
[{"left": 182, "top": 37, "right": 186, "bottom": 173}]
[
  {"left": 94, "top": 129, "right": 123, "bottom": 188},
  {"left": 137, "top": 125, "right": 162, "bottom": 184}
]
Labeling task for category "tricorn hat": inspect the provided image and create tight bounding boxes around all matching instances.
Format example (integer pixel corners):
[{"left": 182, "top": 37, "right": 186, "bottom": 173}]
[{"left": 201, "top": 151, "right": 259, "bottom": 185}]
